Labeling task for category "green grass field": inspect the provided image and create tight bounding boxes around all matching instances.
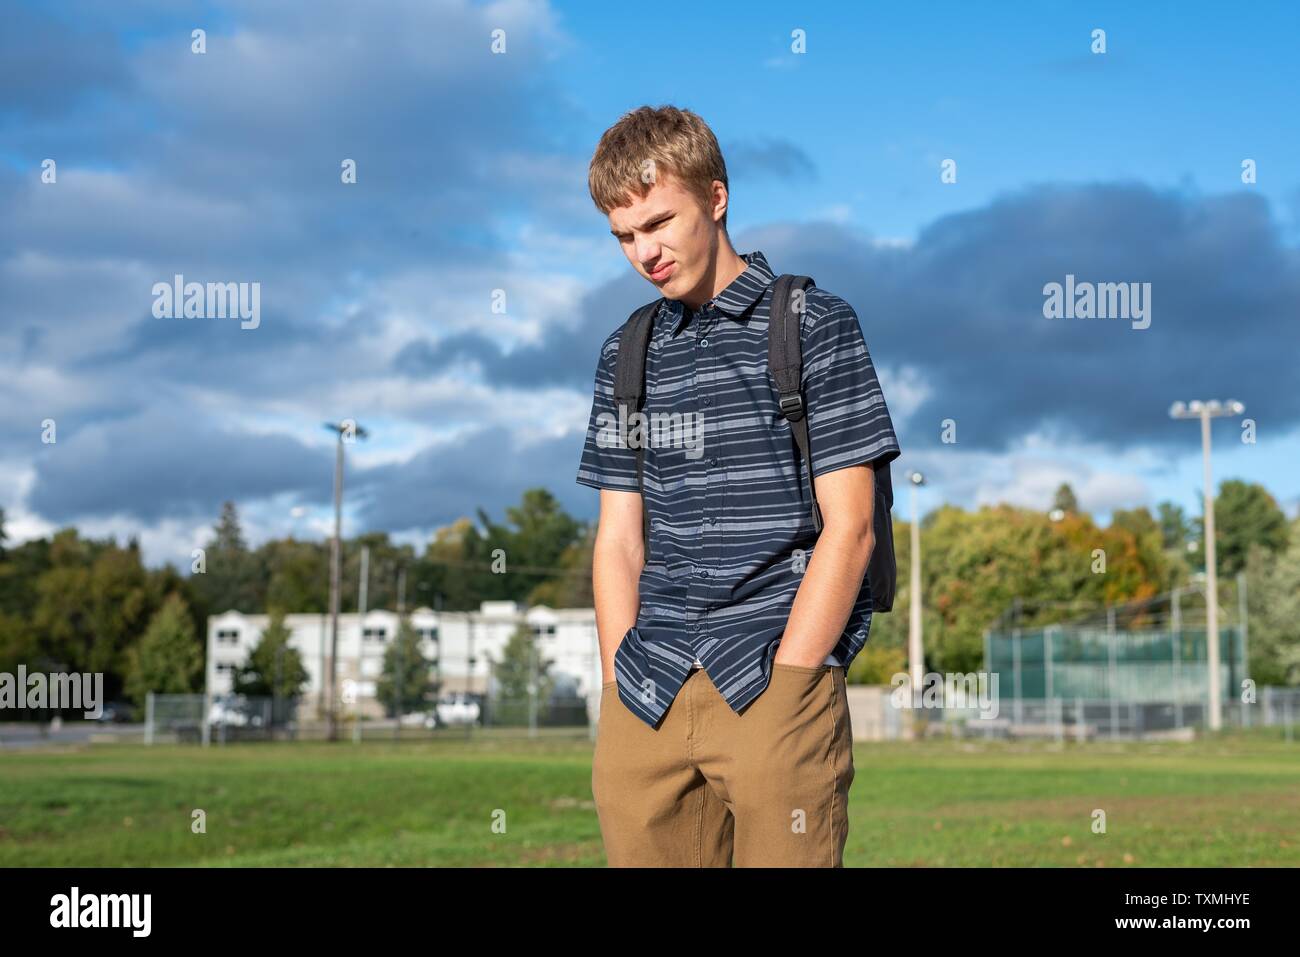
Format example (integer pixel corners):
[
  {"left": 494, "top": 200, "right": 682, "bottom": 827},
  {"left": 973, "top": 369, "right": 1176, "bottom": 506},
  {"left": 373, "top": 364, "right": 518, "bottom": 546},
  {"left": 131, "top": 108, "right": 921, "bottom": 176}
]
[{"left": 1, "top": 730, "right": 1296, "bottom": 867}]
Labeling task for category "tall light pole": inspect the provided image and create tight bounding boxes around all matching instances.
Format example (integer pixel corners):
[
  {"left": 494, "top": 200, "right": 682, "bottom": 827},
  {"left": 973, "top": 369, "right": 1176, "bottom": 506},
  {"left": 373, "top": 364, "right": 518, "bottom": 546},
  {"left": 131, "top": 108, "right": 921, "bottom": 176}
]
[
  {"left": 907, "top": 471, "right": 926, "bottom": 700},
  {"left": 354, "top": 544, "right": 369, "bottom": 745},
  {"left": 324, "top": 419, "right": 368, "bottom": 741},
  {"left": 1169, "top": 399, "right": 1244, "bottom": 732}
]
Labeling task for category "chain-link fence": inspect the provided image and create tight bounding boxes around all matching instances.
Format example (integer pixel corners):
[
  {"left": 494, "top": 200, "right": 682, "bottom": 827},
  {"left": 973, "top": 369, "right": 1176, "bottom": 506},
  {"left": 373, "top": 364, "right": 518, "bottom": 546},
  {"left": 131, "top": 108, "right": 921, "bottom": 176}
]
[
  {"left": 919, "top": 687, "right": 1299, "bottom": 741},
  {"left": 961, "top": 584, "right": 1299, "bottom": 740},
  {"left": 145, "top": 692, "right": 300, "bottom": 744},
  {"left": 149, "top": 673, "right": 1297, "bottom": 746},
  {"left": 986, "top": 623, "right": 1248, "bottom": 706}
]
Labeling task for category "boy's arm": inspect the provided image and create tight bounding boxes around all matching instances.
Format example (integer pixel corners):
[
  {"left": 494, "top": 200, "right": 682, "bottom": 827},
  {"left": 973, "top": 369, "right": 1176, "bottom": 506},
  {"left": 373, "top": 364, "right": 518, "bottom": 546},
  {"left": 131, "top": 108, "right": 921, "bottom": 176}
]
[
  {"left": 776, "top": 296, "right": 901, "bottom": 666},
  {"left": 776, "top": 464, "right": 875, "bottom": 667},
  {"left": 592, "top": 489, "right": 645, "bottom": 683},
  {"left": 574, "top": 332, "right": 646, "bottom": 683}
]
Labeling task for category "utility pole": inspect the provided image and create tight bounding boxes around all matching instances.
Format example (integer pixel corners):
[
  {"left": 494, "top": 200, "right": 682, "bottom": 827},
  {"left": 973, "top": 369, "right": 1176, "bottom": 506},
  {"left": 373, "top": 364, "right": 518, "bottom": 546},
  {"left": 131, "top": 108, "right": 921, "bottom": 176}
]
[
  {"left": 323, "top": 419, "right": 368, "bottom": 741},
  {"left": 528, "top": 627, "right": 539, "bottom": 738},
  {"left": 359, "top": 546, "right": 370, "bottom": 622},
  {"left": 273, "top": 643, "right": 284, "bottom": 739},
  {"left": 395, "top": 563, "right": 407, "bottom": 740},
  {"left": 318, "top": 612, "right": 326, "bottom": 721},
  {"left": 907, "top": 471, "right": 926, "bottom": 702},
  {"left": 1169, "top": 399, "right": 1243, "bottom": 732},
  {"left": 1237, "top": 569, "right": 1249, "bottom": 690},
  {"left": 355, "top": 545, "right": 369, "bottom": 744},
  {"left": 433, "top": 593, "right": 444, "bottom": 721}
]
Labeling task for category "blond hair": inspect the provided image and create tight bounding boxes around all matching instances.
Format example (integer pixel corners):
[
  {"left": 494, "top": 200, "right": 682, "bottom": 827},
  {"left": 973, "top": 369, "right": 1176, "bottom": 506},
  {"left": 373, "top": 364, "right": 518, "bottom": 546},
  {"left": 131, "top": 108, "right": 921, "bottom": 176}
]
[{"left": 588, "top": 105, "right": 729, "bottom": 232}]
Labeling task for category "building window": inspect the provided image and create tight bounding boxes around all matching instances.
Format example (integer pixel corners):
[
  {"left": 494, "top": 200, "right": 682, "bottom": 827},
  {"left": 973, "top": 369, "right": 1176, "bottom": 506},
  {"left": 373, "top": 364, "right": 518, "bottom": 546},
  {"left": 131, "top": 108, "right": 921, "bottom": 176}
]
[
  {"left": 417, "top": 627, "right": 439, "bottom": 641},
  {"left": 216, "top": 629, "right": 240, "bottom": 644},
  {"left": 363, "top": 627, "right": 388, "bottom": 642},
  {"left": 531, "top": 624, "right": 557, "bottom": 639}
]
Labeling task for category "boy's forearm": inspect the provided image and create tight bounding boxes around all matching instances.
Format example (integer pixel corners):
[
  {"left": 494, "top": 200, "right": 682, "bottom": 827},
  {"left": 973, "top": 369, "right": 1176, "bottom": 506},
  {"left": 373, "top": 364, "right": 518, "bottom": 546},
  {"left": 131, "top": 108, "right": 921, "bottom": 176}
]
[
  {"left": 592, "top": 536, "right": 643, "bottom": 681},
  {"left": 777, "top": 523, "right": 875, "bottom": 667}
]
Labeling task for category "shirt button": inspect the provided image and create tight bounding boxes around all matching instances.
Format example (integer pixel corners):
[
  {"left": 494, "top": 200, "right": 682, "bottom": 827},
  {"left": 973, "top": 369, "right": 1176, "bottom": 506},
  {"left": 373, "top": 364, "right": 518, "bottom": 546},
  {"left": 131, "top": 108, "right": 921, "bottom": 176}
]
[
  {"left": 701, "top": 395, "right": 710, "bottom": 406},
  {"left": 700, "top": 339, "right": 708, "bottom": 347},
  {"left": 700, "top": 569, "right": 710, "bottom": 578},
  {"left": 709, "top": 456, "right": 718, "bottom": 466}
]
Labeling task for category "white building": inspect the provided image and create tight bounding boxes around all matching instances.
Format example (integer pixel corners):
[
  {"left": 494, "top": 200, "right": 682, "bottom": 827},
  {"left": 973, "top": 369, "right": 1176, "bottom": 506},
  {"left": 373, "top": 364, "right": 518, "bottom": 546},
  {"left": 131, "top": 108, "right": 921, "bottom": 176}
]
[{"left": 206, "top": 600, "right": 601, "bottom": 719}]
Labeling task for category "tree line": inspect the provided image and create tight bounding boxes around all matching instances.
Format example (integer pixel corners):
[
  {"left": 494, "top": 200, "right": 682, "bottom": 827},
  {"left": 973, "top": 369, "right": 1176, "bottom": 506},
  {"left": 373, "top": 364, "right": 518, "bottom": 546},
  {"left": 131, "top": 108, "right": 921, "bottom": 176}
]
[{"left": 0, "top": 478, "right": 1295, "bottom": 720}]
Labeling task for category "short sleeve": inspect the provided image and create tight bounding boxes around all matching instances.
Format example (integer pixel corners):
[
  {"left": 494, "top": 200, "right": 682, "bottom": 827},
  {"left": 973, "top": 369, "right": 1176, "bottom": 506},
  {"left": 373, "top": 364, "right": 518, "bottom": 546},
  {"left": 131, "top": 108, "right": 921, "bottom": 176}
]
[
  {"left": 801, "top": 297, "right": 901, "bottom": 478},
  {"left": 575, "top": 332, "right": 641, "bottom": 490}
]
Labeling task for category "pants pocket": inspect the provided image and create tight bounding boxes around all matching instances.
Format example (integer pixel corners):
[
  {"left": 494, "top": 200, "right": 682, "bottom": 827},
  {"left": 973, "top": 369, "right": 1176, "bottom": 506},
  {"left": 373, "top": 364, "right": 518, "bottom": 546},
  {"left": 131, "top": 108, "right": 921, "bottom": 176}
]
[
  {"left": 728, "top": 665, "right": 845, "bottom": 865},
  {"left": 766, "top": 662, "right": 830, "bottom": 710},
  {"left": 771, "top": 662, "right": 827, "bottom": 675}
]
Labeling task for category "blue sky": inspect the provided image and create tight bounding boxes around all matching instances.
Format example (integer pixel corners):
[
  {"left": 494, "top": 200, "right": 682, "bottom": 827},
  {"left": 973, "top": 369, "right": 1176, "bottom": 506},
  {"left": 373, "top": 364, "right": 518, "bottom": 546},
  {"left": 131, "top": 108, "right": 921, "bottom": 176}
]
[{"left": 2, "top": 0, "right": 1297, "bottom": 567}]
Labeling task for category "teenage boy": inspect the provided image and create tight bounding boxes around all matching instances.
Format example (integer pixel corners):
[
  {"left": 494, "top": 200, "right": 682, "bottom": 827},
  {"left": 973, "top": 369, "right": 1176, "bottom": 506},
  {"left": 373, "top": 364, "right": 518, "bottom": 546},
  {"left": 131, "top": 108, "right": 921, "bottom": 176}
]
[{"left": 576, "top": 105, "right": 901, "bottom": 866}]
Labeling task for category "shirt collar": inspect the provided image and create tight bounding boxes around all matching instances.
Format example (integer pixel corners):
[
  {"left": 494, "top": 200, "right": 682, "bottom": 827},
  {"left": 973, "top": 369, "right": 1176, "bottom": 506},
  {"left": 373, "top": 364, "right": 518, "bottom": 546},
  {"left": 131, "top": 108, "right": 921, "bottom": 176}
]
[{"left": 663, "top": 250, "right": 777, "bottom": 337}]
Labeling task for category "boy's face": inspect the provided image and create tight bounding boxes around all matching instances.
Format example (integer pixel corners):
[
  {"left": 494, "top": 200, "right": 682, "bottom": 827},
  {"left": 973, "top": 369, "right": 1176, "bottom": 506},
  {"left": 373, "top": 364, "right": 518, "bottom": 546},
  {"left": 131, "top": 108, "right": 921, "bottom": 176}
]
[{"left": 607, "top": 172, "right": 723, "bottom": 307}]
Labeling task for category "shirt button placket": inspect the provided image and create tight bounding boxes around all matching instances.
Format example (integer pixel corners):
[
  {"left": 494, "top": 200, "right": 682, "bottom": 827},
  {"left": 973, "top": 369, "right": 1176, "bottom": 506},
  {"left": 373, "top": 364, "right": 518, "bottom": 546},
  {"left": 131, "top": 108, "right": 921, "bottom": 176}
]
[
  {"left": 698, "top": 304, "right": 719, "bottom": 661},
  {"left": 683, "top": 305, "right": 702, "bottom": 664}
]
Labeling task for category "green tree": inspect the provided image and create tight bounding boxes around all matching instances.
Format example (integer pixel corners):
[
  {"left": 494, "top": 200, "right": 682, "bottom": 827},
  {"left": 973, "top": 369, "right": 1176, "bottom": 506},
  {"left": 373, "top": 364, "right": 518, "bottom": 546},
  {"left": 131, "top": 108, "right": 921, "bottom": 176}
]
[
  {"left": 0, "top": 536, "right": 52, "bottom": 620},
  {"left": 469, "top": 489, "right": 584, "bottom": 606},
  {"left": 847, "top": 635, "right": 909, "bottom": 685},
  {"left": 1108, "top": 506, "right": 1179, "bottom": 603},
  {"left": 491, "top": 622, "right": 557, "bottom": 726},
  {"left": 341, "top": 533, "right": 417, "bottom": 612},
  {"left": 1157, "top": 501, "right": 1192, "bottom": 553},
  {"left": 193, "top": 501, "right": 264, "bottom": 613},
  {"left": 124, "top": 593, "right": 204, "bottom": 706},
  {"left": 529, "top": 524, "right": 594, "bottom": 610},
  {"left": 31, "top": 532, "right": 155, "bottom": 700},
  {"left": 1052, "top": 483, "right": 1080, "bottom": 515},
  {"left": 1205, "top": 480, "right": 1290, "bottom": 577},
  {"left": 232, "top": 610, "right": 309, "bottom": 698},
  {"left": 862, "top": 502, "right": 1172, "bottom": 677},
  {"left": 376, "top": 615, "right": 430, "bottom": 717},
  {"left": 420, "top": 517, "right": 495, "bottom": 611},
  {"left": 0, "top": 611, "right": 38, "bottom": 675},
  {"left": 261, "top": 538, "right": 329, "bottom": 613},
  {"left": 1243, "top": 517, "right": 1300, "bottom": 686}
]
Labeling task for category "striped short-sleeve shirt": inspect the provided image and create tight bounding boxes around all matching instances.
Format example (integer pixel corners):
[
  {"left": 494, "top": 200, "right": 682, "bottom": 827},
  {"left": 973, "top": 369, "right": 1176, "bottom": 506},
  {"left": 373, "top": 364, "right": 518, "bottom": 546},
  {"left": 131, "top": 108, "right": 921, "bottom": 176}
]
[{"left": 575, "top": 250, "right": 902, "bottom": 728}]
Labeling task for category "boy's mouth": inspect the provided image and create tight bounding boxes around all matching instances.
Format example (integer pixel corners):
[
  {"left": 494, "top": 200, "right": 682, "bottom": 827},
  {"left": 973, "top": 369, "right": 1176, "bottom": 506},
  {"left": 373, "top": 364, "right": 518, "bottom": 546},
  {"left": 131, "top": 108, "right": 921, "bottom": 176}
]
[{"left": 650, "top": 262, "right": 675, "bottom": 282}]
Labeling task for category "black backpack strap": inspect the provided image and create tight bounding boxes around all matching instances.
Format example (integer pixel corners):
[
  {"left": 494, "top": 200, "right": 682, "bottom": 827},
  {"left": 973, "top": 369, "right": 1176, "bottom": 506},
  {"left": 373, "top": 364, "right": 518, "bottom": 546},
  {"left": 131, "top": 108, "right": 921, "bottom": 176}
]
[
  {"left": 612, "top": 299, "right": 663, "bottom": 554},
  {"left": 768, "top": 274, "right": 822, "bottom": 533}
]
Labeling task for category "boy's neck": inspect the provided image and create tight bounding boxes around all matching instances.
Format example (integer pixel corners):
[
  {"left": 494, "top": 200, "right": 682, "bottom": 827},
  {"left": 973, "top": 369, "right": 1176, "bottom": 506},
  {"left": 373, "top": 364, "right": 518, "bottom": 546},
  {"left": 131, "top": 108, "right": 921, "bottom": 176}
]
[{"left": 680, "top": 242, "right": 747, "bottom": 310}]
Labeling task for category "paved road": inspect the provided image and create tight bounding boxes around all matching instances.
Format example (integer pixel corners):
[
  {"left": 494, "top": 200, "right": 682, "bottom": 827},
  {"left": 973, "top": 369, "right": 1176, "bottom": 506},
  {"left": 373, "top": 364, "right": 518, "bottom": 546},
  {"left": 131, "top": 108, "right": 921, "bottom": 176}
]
[{"left": 0, "top": 722, "right": 143, "bottom": 749}]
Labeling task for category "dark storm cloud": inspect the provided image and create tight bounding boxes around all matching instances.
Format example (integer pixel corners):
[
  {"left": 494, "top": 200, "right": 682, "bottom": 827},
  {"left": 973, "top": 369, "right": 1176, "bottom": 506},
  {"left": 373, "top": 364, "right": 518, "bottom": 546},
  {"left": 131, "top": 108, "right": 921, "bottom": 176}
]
[
  {"left": 400, "top": 182, "right": 1300, "bottom": 461},
  {"left": 392, "top": 273, "right": 646, "bottom": 389},
  {"left": 0, "top": 0, "right": 577, "bottom": 452},
  {"left": 351, "top": 424, "right": 585, "bottom": 532},
  {"left": 6, "top": 0, "right": 1296, "bottom": 540},
  {"left": 723, "top": 137, "right": 818, "bottom": 181},
  {"left": 28, "top": 408, "right": 333, "bottom": 524},
  {"left": 0, "top": 0, "right": 578, "bottom": 359},
  {"left": 838, "top": 183, "right": 1300, "bottom": 452},
  {"left": 0, "top": 5, "right": 134, "bottom": 119}
]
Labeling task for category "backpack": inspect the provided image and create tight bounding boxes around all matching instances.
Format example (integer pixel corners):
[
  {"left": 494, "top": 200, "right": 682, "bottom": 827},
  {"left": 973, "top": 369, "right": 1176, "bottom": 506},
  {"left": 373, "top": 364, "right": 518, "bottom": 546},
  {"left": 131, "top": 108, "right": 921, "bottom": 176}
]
[{"left": 611, "top": 273, "right": 898, "bottom": 613}]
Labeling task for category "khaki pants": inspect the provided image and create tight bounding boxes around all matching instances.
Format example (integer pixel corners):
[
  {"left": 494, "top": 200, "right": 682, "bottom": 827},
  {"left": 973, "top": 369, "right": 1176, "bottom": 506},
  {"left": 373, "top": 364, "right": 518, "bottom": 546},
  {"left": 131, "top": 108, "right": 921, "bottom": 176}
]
[{"left": 591, "top": 662, "right": 854, "bottom": 867}]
